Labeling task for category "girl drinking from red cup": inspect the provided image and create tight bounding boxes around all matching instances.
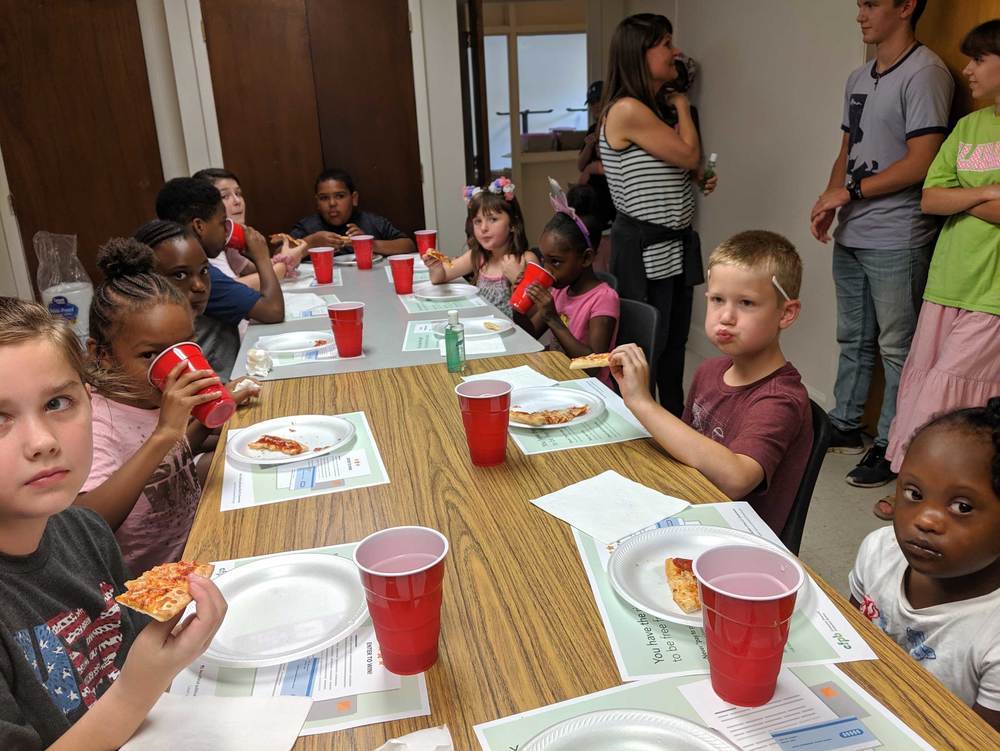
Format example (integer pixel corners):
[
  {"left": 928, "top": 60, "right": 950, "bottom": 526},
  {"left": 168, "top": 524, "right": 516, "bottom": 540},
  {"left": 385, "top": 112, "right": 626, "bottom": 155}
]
[
  {"left": 76, "top": 242, "right": 232, "bottom": 573},
  {"left": 424, "top": 178, "right": 539, "bottom": 317}
]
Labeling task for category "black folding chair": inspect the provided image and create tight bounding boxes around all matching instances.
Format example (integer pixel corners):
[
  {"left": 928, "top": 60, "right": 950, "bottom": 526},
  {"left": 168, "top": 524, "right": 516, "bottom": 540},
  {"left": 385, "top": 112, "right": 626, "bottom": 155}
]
[
  {"left": 779, "top": 400, "right": 832, "bottom": 555},
  {"left": 614, "top": 298, "right": 660, "bottom": 397}
]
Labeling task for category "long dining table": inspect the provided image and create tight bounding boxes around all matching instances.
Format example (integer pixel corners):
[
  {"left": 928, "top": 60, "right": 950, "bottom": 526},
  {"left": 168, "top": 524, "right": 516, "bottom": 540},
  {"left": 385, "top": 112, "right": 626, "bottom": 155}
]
[{"left": 186, "top": 351, "right": 998, "bottom": 750}]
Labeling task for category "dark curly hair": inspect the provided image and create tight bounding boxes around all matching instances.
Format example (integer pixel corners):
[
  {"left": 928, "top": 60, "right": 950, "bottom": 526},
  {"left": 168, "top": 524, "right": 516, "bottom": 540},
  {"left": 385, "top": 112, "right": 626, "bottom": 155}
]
[{"left": 87, "top": 237, "right": 189, "bottom": 400}]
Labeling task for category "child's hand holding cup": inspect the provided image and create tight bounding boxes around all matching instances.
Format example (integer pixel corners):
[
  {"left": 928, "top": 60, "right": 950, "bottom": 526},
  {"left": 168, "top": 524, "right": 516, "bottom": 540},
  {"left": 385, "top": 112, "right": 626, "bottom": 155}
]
[{"left": 148, "top": 342, "right": 236, "bottom": 429}]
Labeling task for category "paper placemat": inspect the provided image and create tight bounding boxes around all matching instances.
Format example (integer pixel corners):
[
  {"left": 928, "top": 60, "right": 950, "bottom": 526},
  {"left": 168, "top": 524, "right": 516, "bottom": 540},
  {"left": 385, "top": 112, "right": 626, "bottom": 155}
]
[
  {"left": 398, "top": 294, "right": 488, "bottom": 314},
  {"left": 219, "top": 412, "right": 389, "bottom": 510},
  {"left": 170, "top": 542, "right": 430, "bottom": 738},
  {"left": 474, "top": 664, "right": 931, "bottom": 751},
  {"left": 283, "top": 292, "right": 340, "bottom": 320},
  {"left": 576, "top": 502, "right": 875, "bottom": 681},
  {"left": 462, "top": 366, "right": 557, "bottom": 389},
  {"left": 509, "top": 379, "right": 650, "bottom": 455},
  {"left": 402, "top": 319, "right": 445, "bottom": 351},
  {"left": 384, "top": 265, "right": 431, "bottom": 285},
  {"left": 281, "top": 267, "right": 343, "bottom": 289}
]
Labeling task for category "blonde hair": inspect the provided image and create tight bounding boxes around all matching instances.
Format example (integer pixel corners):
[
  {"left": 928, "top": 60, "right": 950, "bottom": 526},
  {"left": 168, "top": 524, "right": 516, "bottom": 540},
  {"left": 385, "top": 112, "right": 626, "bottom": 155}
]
[
  {"left": 0, "top": 297, "right": 87, "bottom": 381},
  {"left": 708, "top": 230, "right": 802, "bottom": 301}
]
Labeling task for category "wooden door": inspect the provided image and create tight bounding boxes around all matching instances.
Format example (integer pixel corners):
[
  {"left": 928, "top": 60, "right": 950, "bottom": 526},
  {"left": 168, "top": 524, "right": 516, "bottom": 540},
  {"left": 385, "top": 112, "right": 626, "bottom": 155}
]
[
  {"left": 0, "top": 0, "right": 164, "bottom": 290},
  {"left": 306, "top": 0, "right": 424, "bottom": 234},
  {"left": 201, "top": 0, "right": 324, "bottom": 237},
  {"left": 921, "top": 0, "right": 1000, "bottom": 121},
  {"left": 202, "top": 0, "right": 424, "bottom": 236}
]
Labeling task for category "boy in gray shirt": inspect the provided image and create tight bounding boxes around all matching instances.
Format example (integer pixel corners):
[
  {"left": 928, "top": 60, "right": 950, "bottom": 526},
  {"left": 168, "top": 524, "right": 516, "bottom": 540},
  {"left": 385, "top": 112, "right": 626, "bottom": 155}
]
[{"left": 809, "top": 0, "right": 952, "bottom": 495}]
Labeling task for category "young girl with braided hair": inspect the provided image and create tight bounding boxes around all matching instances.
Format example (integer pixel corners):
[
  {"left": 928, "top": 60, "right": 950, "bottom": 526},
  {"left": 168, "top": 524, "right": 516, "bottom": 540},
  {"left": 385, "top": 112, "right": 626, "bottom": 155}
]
[
  {"left": 425, "top": 178, "right": 538, "bottom": 317},
  {"left": 75, "top": 240, "right": 223, "bottom": 573},
  {"left": 850, "top": 396, "right": 1000, "bottom": 730}
]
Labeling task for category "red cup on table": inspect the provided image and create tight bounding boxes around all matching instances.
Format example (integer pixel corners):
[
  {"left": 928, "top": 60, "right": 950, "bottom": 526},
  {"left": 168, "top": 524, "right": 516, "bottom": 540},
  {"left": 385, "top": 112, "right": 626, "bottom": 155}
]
[
  {"left": 224, "top": 218, "right": 246, "bottom": 251},
  {"left": 414, "top": 229, "right": 437, "bottom": 257},
  {"left": 389, "top": 256, "right": 415, "bottom": 295},
  {"left": 353, "top": 526, "right": 449, "bottom": 675},
  {"left": 454, "top": 379, "right": 512, "bottom": 467},
  {"left": 352, "top": 235, "right": 375, "bottom": 269},
  {"left": 309, "top": 246, "right": 335, "bottom": 284},
  {"left": 509, "top": 262, "right": 555, "bottom": 314},
  {"left": 693, "top": 545, "right": 805, "bottom": 707},
  {"left": 327, "top": 302, "right": 365, "bottom": 357},
  {"left": 147, "top": 341, "right": 235, "bottom": 429}
]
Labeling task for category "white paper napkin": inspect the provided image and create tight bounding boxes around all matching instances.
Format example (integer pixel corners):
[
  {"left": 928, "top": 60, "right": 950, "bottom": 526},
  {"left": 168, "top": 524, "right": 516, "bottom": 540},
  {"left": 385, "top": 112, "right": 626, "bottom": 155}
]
[
  {"left": 462, "top": 365, "right": 557, "bottom": 389},
  {"left": 121, "top": 694, "right": 312, "bottom": 751},
  {"left": 375, "top": 725, "right": 453, "bottom": 750},
  {"left": 530, "top": 470, "right": 690, "bottom": 544},
  {"left": 438, "top": 337, "right": 505, "bottom": 356}
]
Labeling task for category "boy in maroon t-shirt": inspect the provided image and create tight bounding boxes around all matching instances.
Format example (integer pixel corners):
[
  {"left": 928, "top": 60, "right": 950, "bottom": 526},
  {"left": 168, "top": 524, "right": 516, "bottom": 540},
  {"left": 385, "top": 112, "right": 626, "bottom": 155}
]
[{"left": 611, "top": 230, "right": 812, "bottom": 533}]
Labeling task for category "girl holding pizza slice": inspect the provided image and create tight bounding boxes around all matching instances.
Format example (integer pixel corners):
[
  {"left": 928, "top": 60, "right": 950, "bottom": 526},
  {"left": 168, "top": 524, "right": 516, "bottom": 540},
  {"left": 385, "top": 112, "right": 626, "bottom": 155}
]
[
  {"left": 0, "top": 297, "right": 226, "bottom": 749},
  {"left": 424, "top": 178, "right": 538, "bottom": 317}
]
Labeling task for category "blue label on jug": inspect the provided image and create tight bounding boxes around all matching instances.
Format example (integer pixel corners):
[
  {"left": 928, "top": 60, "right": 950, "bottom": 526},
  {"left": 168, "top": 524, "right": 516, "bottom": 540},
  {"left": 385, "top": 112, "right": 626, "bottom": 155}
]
[{"left": 47, "top": 296, "right": 79, "bottom": 325}]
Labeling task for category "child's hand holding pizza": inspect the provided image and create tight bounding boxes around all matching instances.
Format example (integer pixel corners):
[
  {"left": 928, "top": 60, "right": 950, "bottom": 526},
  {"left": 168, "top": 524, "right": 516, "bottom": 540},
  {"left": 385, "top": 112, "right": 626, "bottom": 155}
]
[
  {"left": 118, "top": 573, "right": 227, "bottom": 696},
  {"left": 610, "top": 343, "right": 651, "bottom": 407}
]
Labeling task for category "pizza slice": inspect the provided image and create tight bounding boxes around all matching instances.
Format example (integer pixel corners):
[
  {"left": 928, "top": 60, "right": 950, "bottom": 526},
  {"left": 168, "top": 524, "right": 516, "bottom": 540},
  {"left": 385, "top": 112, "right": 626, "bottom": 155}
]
[
  {"left": 424, "top": 248, "right": 453, "bottom": 266},
  {"left": 247, "top": 434, "right": 308, "bottom": 455},
  {"left": 509, "top": 405, "right": 588, "bottom": 426},
  {"left": 116, "top": 561, "right": 215, "bottom": 622},
  {"left": 665, "top": 557, "right": 701, "bottom": 614},
  {"left": 269, "top": 232, "right": 306, "bottom": 247},
  {"left": 568, "top": 352, "right": 612, "bottom": 370},
  {"left": 483, "top": 321, "right": 503, "bottom": 332}
]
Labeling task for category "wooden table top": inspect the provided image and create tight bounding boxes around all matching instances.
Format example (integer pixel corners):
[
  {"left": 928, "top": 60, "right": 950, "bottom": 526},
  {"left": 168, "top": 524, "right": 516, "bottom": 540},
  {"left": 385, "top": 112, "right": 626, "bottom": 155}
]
[{"left": 186, "top": 352, "right": 997, "bottom": 750}]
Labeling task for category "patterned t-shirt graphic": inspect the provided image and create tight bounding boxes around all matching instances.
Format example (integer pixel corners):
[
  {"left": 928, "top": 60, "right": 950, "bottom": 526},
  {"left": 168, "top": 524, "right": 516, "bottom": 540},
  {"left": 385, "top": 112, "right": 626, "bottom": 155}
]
[
  {"left": 846, "top": 93, "right": 879, "bottom": 185},
  {"left": 12, "top": 582, "right": 124, "bottom": 716}
]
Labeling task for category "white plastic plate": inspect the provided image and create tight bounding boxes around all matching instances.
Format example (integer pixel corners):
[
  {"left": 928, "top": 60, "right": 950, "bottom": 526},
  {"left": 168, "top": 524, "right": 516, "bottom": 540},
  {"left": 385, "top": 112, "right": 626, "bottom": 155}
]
[
  {"left": 431, "top": 316, "right": 513, "bottom": 339},
  {"left": 411, "top": 281, "right": 479, "bottom": 301},
  {"left": 522, "top": 709, "right": 738, "bottom": 751},
  {"left": 201, "top": 552, "right": 369, "bottom": 669},
  {"left": 226, "top": 414, "right": 356, "bottom": 466},
  {"left": 256, "top": 330, "right": 334, "bottom": 355},
  {"left": 508, "top": 386, "right": 606, "bottom": 431}
]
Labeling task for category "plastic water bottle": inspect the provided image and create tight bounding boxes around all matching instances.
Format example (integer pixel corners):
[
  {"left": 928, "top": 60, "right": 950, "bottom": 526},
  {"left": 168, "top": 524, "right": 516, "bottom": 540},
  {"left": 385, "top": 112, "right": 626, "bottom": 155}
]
[
  {"left": 701, "top": 152, "right": 718, "bottom": 195},
  {"left": 445, "top": 310, "right": 466, "bottom": 374}
]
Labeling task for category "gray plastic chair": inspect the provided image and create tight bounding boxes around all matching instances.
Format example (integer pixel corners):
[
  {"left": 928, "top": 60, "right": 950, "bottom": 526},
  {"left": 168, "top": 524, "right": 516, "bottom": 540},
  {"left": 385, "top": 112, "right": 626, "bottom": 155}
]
[
  {"left": 614, "top": 298, "right": 659, "bottom": 396},
  {"left": 595, "top": 270, "right": 618, "bottom": 291}
]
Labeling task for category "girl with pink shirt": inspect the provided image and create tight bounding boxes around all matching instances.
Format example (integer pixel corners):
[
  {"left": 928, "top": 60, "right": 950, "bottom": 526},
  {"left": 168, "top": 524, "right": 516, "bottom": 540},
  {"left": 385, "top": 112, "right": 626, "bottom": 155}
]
[
  {"left": 75, "top": 242, "right": 225, "bottom": 573},
  {"left": 523, "top": 192, "right": 620, "bottom": 386}
]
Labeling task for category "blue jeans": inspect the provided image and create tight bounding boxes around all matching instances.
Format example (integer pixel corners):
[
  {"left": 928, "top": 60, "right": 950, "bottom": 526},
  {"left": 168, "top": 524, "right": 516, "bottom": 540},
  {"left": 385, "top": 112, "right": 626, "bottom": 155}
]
[{"left": 829, "top": 242, "right": 932, "bottom": 446}]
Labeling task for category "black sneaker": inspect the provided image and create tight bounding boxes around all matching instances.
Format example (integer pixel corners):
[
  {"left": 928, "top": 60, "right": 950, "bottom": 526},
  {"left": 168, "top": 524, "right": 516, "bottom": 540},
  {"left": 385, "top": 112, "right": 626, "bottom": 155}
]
[
  {"left": 846, "top": 445, "right": 897, "bottom": 488},
  {"left": 827, "top": 424, "right": 865, "bottom": 455}
]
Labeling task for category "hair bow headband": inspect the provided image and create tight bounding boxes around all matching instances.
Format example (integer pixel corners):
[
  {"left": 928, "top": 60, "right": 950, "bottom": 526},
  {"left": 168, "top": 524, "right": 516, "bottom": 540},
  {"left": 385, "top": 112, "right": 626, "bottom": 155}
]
[
  {"left": 547, "top": 177, "right": 591, "bottom": 249},
  {"left": 462, "top": 177, "right": 516, "bottom": 205}
]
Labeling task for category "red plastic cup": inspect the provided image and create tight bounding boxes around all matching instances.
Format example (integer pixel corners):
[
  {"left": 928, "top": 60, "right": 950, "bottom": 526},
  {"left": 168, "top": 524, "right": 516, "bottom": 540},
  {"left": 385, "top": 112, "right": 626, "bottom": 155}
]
[
  {"left": 389, "top": 256, "right": 415, "bottom": 294},
  {"left": 352, "top": 235, "right": 375, "bottom": 269},
  {"left": 147, "top": 341, "right": 235, "bottom": 429},
  {"left": 353, "top": 526, "right": 449, "bottom": 675},
  {"left": 509, "top": 262, "right": 555, "bottom": 314},
  {"left": 693, "top": 545, "right": 805, "bottom": 707},
  {"left": 309, "top": 247, "right": 335, "bottom": 284},
  {"left": 454, "top": 379, "right": 512, "bottom": 467},
  {"left": 327, "top": 302, "right": 364, "bottom": 357},
  {"left": 414, "top": 230, "right": 437, "bottom": 257},
  {"left": 224, "top": 218, "right": 246, "bottom": 251}
]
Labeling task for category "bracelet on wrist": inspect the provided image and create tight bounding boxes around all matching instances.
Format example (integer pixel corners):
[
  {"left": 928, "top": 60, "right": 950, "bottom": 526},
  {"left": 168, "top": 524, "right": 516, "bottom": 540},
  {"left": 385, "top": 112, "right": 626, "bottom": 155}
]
[{"left": 847, "top": 180, "right": 864, "bottom": 201}]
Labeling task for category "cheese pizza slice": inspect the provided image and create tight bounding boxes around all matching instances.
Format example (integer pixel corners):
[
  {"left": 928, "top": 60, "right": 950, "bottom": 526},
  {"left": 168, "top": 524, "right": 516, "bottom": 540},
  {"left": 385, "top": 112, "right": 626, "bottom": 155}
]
[
  {"left": 247, "top": 434, "right": 308, "bottom": 455},
  {"left": 424, "top": 249, "right": 453, "bottom": 266},
  {"left": 568, "top": 352, "right": 612, "bottom": 370},
  {"left": 509, "top": 405, "right": 588, "bottom": 426},
  {"left": 665, "top": 557, "right": 701, "bottom": 613},
  {"left": 116, "top": 561, "right": 215, "bottom": 622}
]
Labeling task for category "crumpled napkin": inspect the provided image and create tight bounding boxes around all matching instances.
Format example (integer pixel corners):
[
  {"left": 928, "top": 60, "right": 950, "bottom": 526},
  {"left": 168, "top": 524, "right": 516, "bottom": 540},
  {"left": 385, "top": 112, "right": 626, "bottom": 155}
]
[
  {"left": 375, "top": 725, "right": 453, "bottom": 750},
  {"left": 121, "top": 694, "right": 312, "bottom": 751}
]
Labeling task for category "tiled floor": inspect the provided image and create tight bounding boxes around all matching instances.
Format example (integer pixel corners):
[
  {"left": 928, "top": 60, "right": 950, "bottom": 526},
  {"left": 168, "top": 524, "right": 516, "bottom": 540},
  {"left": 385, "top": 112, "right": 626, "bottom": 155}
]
[{"left": 681, "top": 350, "right": 889, "bottom": 598}]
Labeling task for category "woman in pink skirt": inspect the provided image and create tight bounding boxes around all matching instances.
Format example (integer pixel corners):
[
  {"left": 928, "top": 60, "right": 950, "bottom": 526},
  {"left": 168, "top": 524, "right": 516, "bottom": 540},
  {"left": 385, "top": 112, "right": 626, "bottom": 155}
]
[{"left": 880, "top": 20, "right": 1000, "bottom": 519}]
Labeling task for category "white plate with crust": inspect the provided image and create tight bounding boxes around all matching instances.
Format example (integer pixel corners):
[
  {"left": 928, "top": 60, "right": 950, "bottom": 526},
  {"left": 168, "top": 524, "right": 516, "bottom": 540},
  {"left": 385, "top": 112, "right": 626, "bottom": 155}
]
[
  {"left": 507, "top": 386, "right": 606, "bottom": 430},
  {"left": 226, "top": 414, "right": 356, "bottom": 466},
  {"left": 201, "top": 552, "right": 369, "bottom": 668},
  {"left": 522, "top": 709, "right": 738, "bottom": 750},
  {"left": 607, "top": 525, "right": 814, "bottom": 626},
  {"left": 255, "top": 330, "right": 334, "bottom": 355},
  {"left": 334, "top": 252, "right": 385, "bottom": 266},
  {"left": 431, "top": 316, "right": 513, "bottom": 339}
]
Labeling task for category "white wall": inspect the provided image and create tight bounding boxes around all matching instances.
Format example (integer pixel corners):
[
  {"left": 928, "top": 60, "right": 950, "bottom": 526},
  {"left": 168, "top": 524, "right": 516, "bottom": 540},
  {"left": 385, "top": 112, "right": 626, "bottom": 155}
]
[{"left": 619, "top": 0, "right": 864, "bottom": 407}]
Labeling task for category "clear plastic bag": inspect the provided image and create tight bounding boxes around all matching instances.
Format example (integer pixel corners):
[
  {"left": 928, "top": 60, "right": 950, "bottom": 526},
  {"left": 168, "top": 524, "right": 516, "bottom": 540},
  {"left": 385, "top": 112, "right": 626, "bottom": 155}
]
[{"left": 34, "top": 231, "right": 93, "bottom": 337}]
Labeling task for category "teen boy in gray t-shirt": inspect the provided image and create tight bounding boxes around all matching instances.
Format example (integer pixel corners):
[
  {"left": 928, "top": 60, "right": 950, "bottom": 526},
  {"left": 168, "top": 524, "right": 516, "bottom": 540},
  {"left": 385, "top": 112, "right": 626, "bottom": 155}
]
[{"left": 809, "top": 0, "right": 952, "bottom": 493}]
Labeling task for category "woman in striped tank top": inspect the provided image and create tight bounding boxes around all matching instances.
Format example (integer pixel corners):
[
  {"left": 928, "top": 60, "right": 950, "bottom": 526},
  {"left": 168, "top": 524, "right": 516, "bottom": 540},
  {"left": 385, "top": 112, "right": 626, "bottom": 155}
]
[{"left": 600, "top": 13, "right": 717, "bottom": 415}]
